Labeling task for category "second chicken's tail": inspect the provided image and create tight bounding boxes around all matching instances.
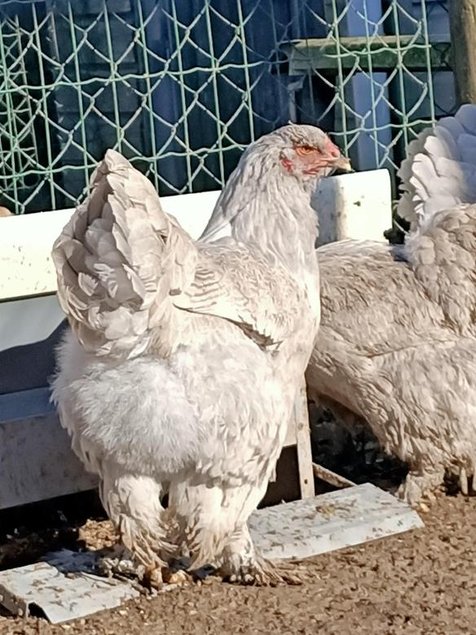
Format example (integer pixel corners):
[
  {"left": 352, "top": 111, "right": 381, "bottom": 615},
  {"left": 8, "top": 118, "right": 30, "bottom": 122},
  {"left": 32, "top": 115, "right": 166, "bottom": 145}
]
[
  {"left": 398, "top": 106, "right": 476, "bottom": 332},
  {"left": 397, "top": 104, "right": 476, "bottom": 230}
]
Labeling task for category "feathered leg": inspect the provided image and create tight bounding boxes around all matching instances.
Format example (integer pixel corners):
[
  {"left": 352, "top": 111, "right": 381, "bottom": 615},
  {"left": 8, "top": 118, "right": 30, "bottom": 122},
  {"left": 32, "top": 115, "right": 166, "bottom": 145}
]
[
  {"left": 168, "top": 482, "right": 233, "bottom": 572},
  {"left": 97, "top": 465, "right": 175, "bottom": 588},
  {"left": 220, "top": 522, "right": 304, "bottom": 586},
  {"left": 397, "top": 465, "right": 445, "bottom": 505},
  {"left": 169, "top": 478, "right": 303, "bottom": 586}
]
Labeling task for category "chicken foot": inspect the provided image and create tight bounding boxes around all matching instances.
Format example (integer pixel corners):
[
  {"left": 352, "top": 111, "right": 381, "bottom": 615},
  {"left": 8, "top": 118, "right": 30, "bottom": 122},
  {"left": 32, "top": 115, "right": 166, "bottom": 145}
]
[
  {"left": 219, "top": 524, "right": 304, "bottom": 586},
  {"left": 397, "top": 466, "right": 445, "bottom": 506}
]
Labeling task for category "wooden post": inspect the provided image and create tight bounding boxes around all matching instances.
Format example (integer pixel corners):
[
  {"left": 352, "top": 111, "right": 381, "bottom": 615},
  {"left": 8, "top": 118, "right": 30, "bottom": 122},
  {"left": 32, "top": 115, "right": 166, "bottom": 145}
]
[
  {"left": 292, "top": 380, "right": 315, "bottom": 499},
  {"left": 449, "top": 0, "right": 476, "bottom": 106}
]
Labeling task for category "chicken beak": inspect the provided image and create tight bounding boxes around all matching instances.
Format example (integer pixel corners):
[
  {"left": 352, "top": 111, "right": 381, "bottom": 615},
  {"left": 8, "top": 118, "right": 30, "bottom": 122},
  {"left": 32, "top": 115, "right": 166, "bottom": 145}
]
[{"left": 330, "top": 155, "right": 352, "bottom": 174}]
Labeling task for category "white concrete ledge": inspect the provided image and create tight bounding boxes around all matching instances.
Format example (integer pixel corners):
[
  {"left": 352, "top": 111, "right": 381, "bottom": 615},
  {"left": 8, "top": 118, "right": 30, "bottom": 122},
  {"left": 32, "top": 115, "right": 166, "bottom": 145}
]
[
  {"left": 0, "top": 191, "right": 222, "bottom": 301},
  {"left": 0, "top": 170, "right": 392, "bottom": 303},
  {"left": 0, "top": 404, "right": 97, "bottom": 509},
  {"left": 314, "top": 168, "right": 392, "bottom": 245}
]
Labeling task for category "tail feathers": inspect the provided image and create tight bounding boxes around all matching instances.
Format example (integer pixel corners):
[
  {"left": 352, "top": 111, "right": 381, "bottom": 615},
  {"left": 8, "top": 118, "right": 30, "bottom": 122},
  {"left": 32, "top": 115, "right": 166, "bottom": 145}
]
[
  {"left": 397, "top": 127, "right": 433, "bottom": 225},
  {"left": 52, "top": 150, "right": 196, "bottom": 358},
  {"left": 397, "top": 104, "right": 476, "bottom": 230},
  {"left": 398, "top": 106, "right": 476, "bottom": 333},
  {"left": 405, "top": 202, "right": 476, "bottom": 333}
]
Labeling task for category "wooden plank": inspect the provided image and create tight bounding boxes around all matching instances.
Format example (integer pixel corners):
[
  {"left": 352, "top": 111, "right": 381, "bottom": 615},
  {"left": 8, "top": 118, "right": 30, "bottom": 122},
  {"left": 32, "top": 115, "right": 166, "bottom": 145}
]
[
  {"left": 293, "top": 382, "right": 315, "bottom": 499},
  {"left": 314, "top": 168, "right": 391, "bottom": 246},
  {"left": 449, "top": 0, "right": 476, "bottom": 105},
  {"left": 0, "top": 295, "right": 63, "bottom": 352},
  {"left": 284, "top": 35, "right": 452, "bottom": 74},
  {"left": 312, "top": 462, "right": 356, "bottom": 489}
]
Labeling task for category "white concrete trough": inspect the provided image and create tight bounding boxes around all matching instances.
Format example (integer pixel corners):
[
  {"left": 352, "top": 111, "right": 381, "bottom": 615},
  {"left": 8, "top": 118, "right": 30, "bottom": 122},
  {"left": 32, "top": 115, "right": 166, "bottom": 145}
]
[
  {"left": 314, "top": 168, "right": 392, "bottom": 245},
  {"left": 0, "top": 169, "right": 392, "bottom": 510}
]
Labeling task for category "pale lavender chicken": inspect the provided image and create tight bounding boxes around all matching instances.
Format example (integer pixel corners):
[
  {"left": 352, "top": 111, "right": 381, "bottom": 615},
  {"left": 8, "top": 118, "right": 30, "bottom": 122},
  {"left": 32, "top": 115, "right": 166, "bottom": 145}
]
[
  {"left": 51, "top": 124, "right": 349, "bottom": 587},
  {"left": 306, "top": 104, "right": 476, "bottom": 505}
]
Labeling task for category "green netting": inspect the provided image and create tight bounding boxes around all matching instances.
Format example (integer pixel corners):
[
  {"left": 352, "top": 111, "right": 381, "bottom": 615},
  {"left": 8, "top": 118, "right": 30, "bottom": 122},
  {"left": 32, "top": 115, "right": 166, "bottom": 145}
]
[{"left": 0, "top": 0, "right": 452, "bottom": 214}]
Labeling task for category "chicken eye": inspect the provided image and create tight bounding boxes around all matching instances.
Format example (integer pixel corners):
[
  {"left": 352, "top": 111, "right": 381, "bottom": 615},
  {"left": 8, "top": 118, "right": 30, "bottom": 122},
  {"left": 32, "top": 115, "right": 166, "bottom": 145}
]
[{"left": 295, "top": 145, "right": 316, "bottom": 156}]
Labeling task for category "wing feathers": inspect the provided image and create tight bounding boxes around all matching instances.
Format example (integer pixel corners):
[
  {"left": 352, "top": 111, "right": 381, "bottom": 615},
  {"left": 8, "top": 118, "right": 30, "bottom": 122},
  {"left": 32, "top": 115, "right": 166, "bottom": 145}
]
[{"left": 53, "top": 150, "right": 304, "bottom": 358}]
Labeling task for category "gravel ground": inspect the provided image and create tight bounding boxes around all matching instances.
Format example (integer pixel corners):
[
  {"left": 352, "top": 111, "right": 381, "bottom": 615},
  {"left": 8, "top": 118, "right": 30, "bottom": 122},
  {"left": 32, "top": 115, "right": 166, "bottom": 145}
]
[{"left": 0, "top": 489, "right": 475, "bottom": 635}]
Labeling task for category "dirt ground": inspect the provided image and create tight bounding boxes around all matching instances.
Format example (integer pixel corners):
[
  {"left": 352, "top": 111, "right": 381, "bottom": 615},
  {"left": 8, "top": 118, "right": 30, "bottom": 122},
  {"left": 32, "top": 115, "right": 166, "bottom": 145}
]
[{"left": 0, "top": 487, "right": 475, "bottom": 635}]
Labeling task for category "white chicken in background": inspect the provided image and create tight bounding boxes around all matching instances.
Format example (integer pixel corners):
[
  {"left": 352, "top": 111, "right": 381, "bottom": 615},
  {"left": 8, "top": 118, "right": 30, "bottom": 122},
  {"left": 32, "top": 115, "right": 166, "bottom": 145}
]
[
  {"left": 306, "top": 103, "right": 476, "bottom": 505},
  {"left": 51, "top": 125, "right": 349, "bottom": 587}
]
